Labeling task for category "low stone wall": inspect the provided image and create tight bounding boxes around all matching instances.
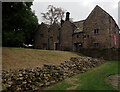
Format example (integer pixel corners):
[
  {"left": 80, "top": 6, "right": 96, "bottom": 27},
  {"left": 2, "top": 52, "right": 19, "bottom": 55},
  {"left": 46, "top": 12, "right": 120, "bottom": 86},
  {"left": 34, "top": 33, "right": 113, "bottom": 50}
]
[
  {"left": 2, "top": 56, "right": 105, "bottom": 91},
  {"left": 78, "top": 48, "right": 120, "bottom": 61}
]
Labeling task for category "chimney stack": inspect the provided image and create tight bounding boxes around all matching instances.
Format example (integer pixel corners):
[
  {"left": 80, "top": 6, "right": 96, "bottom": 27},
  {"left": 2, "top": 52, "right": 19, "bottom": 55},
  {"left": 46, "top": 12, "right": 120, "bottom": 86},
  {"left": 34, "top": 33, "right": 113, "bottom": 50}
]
[
  {"left": 65, "top": 12, "right": 70, "bottom": 21},
  {"left": 61, "top": 19, "right": 64, "bottom": 26}
]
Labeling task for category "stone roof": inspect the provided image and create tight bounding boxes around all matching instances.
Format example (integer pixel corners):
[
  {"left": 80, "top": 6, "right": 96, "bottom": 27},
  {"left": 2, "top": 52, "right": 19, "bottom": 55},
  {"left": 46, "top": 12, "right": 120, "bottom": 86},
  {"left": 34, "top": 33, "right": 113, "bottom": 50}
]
[{"left": 73, "top": 20, "right": 85, "bottom": 33}]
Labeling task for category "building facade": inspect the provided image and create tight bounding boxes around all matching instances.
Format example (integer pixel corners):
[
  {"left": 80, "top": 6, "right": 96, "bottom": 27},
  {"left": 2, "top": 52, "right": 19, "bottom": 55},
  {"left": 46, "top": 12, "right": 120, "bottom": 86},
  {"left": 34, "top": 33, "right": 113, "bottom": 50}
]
[
  {"left": 34, "top": 23, "right": 49, "bottom": 49},
  {"left": 34, "top": 5, "right": 120, "bottom": 51},
  {"left": 119, "top": 1, "right": 120, "bottom": 28}
]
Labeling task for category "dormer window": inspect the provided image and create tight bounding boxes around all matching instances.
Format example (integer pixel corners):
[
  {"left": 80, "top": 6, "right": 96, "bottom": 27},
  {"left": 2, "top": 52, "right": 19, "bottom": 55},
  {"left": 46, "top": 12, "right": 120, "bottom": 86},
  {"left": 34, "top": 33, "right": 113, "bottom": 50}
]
[{"left": 94, "top": 29, "right": 99, "bottom": 34}]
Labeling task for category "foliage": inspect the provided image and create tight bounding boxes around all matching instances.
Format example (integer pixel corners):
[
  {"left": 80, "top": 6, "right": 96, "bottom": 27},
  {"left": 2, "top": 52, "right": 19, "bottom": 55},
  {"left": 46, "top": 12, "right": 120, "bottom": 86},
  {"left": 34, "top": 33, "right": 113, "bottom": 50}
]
[
  {"left": 41, "top": 5, "right": 66, "bottom": 25},
  {"left": 2, "top": 2, "right": 38, "bottom": 47},
  {"left": 3, "top": 31, "right": 25, "bottom": 47}
]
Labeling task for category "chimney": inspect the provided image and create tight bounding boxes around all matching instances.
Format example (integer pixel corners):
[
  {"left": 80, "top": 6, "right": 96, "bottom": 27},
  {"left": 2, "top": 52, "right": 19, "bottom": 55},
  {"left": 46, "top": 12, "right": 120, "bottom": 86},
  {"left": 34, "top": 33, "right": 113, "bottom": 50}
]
[
  {"left": 65, "top": 12, "right": 70, "bottom": 21},
  {"left": 61, "top": 19, "right": 64, "bottom": 26}
]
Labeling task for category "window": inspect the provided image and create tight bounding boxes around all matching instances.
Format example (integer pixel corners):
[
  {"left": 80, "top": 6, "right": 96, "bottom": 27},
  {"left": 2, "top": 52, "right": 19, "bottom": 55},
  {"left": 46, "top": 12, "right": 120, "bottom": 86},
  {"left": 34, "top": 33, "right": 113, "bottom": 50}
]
[
  {"left": 94, "top": 43, "right": 99, "bottom": 48},
  {"left": 87, "top": 35, "right": 89, "bottom": 38},
  {"left": 40, "top": 34, "right": 43, "bottom": 37},
  {"left": 94, "top": 29, "right": 99, "bottom": 34},
  {"left": 77, "top": 35, "right": 79, "bottom": 38},
  {"left": 83, "top": 35, "right": 86, "bottom": 39},
  {"left": 58, "top": 28, "right": 61, "bottom": 30}
]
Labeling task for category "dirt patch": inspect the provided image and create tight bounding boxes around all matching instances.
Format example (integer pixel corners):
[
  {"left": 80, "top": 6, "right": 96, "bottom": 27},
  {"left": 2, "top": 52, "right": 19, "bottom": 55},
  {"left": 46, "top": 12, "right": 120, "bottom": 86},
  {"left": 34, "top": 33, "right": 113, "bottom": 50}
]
[
  {"left": 65, "top": 77, "right": 80, "bottom": 90},
  {"left": 66, "top": 84, "right": 79, "bottom": 90},
  {"left": 65, "top": 77, "right": 78, "bottom": 85},
  {"left": 106, "top": 74, "right": 120, "bottom": 90}
]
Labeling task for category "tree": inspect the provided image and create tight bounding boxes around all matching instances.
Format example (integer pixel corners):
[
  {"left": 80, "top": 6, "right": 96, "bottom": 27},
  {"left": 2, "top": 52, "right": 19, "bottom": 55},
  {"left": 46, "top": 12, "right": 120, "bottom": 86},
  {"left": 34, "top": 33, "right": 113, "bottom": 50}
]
[
  {"left": 41, "top": 5, "right": 66, "bottom": 25},
  {"left": 2, "top": 2, "right": 38, "bottom": 47}
]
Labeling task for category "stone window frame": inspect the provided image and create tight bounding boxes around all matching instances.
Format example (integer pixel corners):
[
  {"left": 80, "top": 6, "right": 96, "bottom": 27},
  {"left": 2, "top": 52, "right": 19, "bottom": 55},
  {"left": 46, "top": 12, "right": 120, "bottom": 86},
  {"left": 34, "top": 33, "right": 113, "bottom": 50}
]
[
  {"left": 83, "top": 35, "right": 87, "bottom": 39},
  {"left": 94, "top": 43, "right": 99, "bottom": 48},
  {"left": 94, "top": 29, "right": 99, "bottom": 35}
]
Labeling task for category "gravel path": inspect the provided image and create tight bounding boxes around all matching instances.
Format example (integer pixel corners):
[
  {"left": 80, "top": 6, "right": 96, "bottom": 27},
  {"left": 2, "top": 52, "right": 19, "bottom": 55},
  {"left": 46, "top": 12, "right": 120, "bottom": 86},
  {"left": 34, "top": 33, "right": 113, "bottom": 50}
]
[{"left": 106, "top": 74, "right": 120, "bottom": 90}]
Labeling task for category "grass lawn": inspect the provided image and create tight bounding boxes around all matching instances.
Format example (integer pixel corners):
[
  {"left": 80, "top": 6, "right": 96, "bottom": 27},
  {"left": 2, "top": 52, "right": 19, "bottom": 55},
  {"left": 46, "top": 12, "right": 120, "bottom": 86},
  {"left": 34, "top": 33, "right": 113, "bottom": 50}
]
[
  {"left": 2, "top": 47, "right": 119, "bottom": 90},
  {"left": 46, "top": 61, "right": 119, "bottom": 90},
  {"left": 2, "top": 47, "right": 80, "bottom": 70}
]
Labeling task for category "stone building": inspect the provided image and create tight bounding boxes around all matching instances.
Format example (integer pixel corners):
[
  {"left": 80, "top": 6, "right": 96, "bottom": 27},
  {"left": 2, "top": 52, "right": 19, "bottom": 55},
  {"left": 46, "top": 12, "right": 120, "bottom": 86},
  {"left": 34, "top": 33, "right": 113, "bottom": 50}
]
[
  {"left": 73, "top": 20, "right": 85, "bottom": 51},
  {"left": 49, "top": 23, "right": 60, "bottom": 50},
  {"left": 82, "top": 5, "right": 120, "bottom": 49},
  {"left": 60, "top": 21, "right": 75, "bottom": 51},
  {"left": 34, "top": 23, "right": 49, "bottom": 49},
  {"left": 118, "top": 1, "right": 120, "bottom": 28},
  {"left": 34, "top": 5, "right": 120, "bottom": 51}
]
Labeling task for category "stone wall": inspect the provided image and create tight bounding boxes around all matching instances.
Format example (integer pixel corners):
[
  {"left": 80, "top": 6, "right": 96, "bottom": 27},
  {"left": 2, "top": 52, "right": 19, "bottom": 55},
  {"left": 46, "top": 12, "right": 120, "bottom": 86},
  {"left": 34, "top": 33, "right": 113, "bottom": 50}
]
[
  {"left": 78, "top": 48, "right": 120, "bottom": 61},
  {"left": 60, "top": 21, "right": 74, "bottom": 51},
  {"left": 82, "top": 5, "right": 120, "bottom": 49},
  {"left": 34, "top": 23, "right": 49, "bottom": 49},
  {"left": 83, "top": 5, "right": 111, "bottom": 48},
  {"left": 49, "top": 23, "right": 60, "bottom": 50},
  {"left": 2, "top": 56, "right": 105, "bottom": 91},
  {"left": 73, "top": 32, "right": 84, "bottom": 51},
  {"left": 109, "top": 16, "right": 120, "bottom": 48}
]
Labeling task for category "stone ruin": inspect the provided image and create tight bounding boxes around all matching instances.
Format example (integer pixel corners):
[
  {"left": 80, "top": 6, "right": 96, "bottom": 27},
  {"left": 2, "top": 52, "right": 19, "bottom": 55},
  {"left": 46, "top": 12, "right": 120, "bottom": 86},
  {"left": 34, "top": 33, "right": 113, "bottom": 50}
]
[{"left": 2, "top": 56, "right": 105, "bottom": 91}]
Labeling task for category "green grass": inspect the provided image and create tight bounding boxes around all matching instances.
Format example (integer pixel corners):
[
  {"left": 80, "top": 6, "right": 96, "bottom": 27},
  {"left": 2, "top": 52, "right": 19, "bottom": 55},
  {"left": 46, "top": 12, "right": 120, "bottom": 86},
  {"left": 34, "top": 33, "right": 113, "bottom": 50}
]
[{"left": 47, "top": 61, "right": 119, "bottom": 90}]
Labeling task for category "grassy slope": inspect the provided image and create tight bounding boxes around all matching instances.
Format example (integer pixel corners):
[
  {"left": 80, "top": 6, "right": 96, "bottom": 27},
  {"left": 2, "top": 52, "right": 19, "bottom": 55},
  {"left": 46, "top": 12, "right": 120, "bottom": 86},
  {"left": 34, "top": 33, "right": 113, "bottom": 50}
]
[
  {"left": 47, "top": 61, "right": 119, "bottom": 90},
  {"left": 2, "top": 47, "right": 119, "bottom": 90},
  {"left": 2, "top": 47, "right": 80, "bottom": 70}
]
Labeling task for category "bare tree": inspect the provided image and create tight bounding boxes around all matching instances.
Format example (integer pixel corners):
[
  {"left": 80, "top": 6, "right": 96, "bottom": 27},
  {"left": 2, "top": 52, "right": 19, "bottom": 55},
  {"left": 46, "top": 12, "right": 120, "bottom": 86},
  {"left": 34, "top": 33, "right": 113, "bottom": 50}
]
[{"left": 41, "top": 5, "right": 66, "bottom": 25}]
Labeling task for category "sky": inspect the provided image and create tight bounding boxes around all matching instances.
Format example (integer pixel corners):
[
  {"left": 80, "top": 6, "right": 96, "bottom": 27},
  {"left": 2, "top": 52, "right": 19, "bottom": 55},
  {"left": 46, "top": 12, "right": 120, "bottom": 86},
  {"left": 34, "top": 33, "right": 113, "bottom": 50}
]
[{"left": 31, "top": 0, "right": 120, "bottom": 26}]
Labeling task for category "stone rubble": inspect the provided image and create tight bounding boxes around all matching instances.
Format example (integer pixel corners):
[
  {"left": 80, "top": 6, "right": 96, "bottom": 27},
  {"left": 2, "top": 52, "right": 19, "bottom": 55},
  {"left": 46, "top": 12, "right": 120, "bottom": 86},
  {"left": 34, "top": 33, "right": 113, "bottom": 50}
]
[{"left": 2, "top": 56, "right": 105, "bottom": 91}]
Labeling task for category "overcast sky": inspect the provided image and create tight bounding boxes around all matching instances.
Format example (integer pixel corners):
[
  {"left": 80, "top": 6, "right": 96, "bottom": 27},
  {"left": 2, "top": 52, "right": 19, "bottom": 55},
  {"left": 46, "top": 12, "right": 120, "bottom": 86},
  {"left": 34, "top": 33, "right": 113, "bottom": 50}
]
[{"left": 31, "top": 0, "right": 120, "bottom": 26}]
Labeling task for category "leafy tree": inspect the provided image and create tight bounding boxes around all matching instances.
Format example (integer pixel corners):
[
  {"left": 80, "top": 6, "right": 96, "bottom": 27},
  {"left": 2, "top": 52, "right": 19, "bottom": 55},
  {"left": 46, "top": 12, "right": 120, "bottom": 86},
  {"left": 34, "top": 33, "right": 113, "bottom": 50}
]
[
  {"left": 2, "top": 2, "right": 38, "bottom": 47},
  {"left": 41, "top": 5, "right": 66, "bottom": 25}
]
